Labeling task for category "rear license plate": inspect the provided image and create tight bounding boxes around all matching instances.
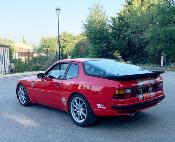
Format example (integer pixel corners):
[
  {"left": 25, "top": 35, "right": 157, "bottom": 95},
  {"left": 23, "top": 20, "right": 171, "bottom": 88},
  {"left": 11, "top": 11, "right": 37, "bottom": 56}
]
[
  {"left": 137, "top": 85, "right": 155, "bottom": 94},
  {"left": 144, "top": 93, "right": 150, "bottom": 99}
]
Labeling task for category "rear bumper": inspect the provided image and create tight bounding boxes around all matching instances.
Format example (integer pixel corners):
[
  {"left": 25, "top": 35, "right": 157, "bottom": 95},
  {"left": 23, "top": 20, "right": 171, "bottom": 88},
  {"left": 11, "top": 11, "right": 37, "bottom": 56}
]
[
  {"left": 112, "top": 96, "right": 165, "bottom": 111},
  {"left": 93, "top": 95, "right": 165, "bottom": 117}
]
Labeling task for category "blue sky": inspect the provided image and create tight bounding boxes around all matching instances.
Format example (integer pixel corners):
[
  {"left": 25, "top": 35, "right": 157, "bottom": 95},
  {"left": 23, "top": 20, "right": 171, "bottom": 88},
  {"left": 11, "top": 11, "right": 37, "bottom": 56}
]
[{"left": 0, "top": 0, "right": 125, "bottom": 44}]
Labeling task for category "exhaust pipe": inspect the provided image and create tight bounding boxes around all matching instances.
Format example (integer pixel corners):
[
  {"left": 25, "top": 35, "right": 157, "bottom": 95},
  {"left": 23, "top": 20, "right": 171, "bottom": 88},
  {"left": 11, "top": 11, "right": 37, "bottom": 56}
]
[{"left": 128, "top": 111, "right": 136, "bottom": 116}]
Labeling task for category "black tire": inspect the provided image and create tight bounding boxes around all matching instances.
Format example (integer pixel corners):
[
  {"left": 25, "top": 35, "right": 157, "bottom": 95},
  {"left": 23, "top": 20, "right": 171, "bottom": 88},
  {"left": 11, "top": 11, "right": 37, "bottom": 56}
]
[
  {"left": 69, "top": 94, "right": 97, "bottom": 127},
  {"left": 16, "top": 84, "right": 31, "bottom": 106}
]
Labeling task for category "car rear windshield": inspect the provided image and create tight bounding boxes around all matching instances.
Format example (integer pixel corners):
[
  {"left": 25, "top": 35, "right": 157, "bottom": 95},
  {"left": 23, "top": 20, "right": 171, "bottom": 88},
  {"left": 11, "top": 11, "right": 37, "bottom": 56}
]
[{"left": 83, "top": 60, "right": 151, "bottom": 78}]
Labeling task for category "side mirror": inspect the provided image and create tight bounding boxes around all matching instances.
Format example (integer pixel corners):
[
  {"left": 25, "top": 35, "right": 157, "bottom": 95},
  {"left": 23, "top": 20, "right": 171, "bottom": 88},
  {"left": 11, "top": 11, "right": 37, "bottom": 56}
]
[{"left": 37, "top": 73, "right": 45, "bottom": 79}]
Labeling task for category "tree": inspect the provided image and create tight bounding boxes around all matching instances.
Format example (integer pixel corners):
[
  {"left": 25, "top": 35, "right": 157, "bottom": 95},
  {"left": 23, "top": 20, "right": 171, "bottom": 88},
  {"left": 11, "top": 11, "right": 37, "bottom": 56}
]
[
  {"left": 60, "top": 32, "right": 87, "bottom": 58},
  {"left": 145, "top": 1, "right": 175, "bottom": 63},
  {"left": 60, "top": 32, "right": 75, "bottom": 57},
  {"left": 71, "top": 39, "right": 90, "bottom": 58},
  {"left": 110, "top": 0, "right": 150, "bottom": 63},
  {"left": 0, "top": 38, "right": 13, "bottom": 46},
  {"left": 36, "top": 36, "right": 57, "bottom": 56},
  {"left": 35, "top": 33, "right": 87, "bottom": 59},
  {"left": 83, "top": 4, "right": 113, "bottom": 58},
  {"left": 22, "top": 37, "right": 27, "bottom": 44},
  {"left": 110, "top": 0, "right": 175, "bottom": 64}
]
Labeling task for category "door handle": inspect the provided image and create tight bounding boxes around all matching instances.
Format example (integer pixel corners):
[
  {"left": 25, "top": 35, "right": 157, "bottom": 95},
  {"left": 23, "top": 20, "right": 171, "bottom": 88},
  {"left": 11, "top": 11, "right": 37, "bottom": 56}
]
[{"left": 54, "top": 83, "right": 62, "bottom": 87}]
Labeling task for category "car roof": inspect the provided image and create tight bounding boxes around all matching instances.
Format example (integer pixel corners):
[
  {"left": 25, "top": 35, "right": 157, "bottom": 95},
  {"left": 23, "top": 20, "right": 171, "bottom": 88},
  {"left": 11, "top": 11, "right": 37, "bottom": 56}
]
[{"left": 57, "top": 58, "right": 111, "bottom": 63}]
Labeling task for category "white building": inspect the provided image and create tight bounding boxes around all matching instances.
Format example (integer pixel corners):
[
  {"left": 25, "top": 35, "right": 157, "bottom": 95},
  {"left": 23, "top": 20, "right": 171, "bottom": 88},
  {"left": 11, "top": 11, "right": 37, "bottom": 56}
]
[
  {"left": 0, "top": 45, "right": 10, "bottom": 74},
  {"left": 12, "top": 43, "right": 33, "bottom": 62}
]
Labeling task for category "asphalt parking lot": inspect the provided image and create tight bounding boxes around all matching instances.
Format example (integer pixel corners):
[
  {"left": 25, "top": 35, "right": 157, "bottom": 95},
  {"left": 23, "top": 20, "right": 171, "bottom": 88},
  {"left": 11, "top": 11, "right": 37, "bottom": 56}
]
[{"left": 0, "top": 72, "right": 175, "bottom": 142}]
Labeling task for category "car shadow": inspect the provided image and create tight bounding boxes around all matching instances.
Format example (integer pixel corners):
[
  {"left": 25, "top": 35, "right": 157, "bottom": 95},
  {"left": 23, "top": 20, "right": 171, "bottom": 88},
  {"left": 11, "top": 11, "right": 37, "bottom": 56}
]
[
  {"left": 93, "top": 111, "right": 158, "bottom": 128},
  {"left": 17, "top": 103, "right": 159, "bottom": 129},
  {"left": 31, "top": 104, "right": 68, "bottom": 116}
]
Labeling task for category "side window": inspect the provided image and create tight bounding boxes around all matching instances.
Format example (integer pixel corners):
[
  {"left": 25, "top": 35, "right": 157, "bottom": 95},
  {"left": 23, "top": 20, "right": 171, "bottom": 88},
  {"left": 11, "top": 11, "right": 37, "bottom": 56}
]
[
  {"left": 46, "top": 63, "right": 69, "bottom": 79},
  {"left": 84, "top": 63, "right": 107, "bottom": 77},
  {"left": 66, "top": 64, "right": 78, "bottom": 79}
]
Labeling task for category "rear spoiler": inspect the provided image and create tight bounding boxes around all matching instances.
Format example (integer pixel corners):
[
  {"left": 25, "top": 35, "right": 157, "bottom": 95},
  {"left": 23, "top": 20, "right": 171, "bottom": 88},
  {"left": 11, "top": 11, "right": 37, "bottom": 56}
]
[{"left": 107, "top": 71, "right": 165, "bottom": 81}]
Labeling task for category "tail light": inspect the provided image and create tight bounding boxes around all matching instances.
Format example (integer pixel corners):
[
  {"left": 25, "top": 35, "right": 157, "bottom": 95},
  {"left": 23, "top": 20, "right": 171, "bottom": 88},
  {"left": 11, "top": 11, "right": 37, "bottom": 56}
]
[
  {"left": 156, "top": 81, "right": 163, "bottom": 91},
  {"left": 113, "top": 89, "right": 132, "bottom": 99}
]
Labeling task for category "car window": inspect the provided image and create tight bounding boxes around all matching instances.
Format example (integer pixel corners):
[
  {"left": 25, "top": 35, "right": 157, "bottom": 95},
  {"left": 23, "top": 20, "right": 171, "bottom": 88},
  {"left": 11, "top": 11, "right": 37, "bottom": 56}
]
[
  {"left": 46, "top": 63, "right": 69, "bottom": 79},
  {"left": 84, "top": 59, "right": 151, "bottom": 78},
  {"left": 66, "top": 64, "right": 78, "bottom": 79},
  {"left": 83, "top": 62, "right": 107, "bottom": 77}
]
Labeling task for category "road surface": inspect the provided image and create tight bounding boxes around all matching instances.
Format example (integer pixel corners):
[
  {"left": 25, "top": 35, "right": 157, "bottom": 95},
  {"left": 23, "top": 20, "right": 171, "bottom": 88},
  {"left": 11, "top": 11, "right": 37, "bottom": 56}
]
[{"left": 0, "top": 72, "right": 175, "bottom": 142}]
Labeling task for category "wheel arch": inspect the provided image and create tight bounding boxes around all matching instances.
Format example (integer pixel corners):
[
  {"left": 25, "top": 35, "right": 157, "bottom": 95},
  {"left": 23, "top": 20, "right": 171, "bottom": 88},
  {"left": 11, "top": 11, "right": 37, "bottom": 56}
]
[
  {"left": 67, "top": 92, "right": 91, "bottom": 112},
  {"left": 16, "top": 82, "right": 24, "bottom": 95},
  {"left": 16, "top": 82, "right": 29, "bottom": 98},
  {"left": 16, "top": 82, "right": 32, "bottom": 106},
  {"left": 67, "top": 92, "right": 97, "bottom": 126}
]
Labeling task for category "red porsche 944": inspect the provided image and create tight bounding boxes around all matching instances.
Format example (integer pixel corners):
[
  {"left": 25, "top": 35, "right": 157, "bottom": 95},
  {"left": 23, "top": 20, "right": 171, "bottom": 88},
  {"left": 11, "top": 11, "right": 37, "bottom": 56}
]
[{"left": 16, "top": 58, "right": 165, "bottom": 127}]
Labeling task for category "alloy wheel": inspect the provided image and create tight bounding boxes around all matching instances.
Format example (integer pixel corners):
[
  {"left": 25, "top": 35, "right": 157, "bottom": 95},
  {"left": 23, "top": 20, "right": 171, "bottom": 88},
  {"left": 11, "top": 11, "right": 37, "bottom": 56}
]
[
  {"left": 70, "top": 97, "right": 88, "bottom": 123},
  {"left": 17, "top": 86, "right": 27, "bottom": 105}
]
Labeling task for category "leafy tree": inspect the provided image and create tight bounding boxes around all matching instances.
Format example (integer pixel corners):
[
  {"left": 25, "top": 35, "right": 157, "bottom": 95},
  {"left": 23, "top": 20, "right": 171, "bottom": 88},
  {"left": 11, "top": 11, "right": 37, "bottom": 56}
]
[
  {"left": 9, "top": 48, "right": 14, "bottom": 62},
  {"left": 110, "top": 0, "right": 149, "bottom": 63},
  {"left": 60, "top": 32, "right": 87, "bottom": 58},
  {"left": 36, "top": 36, "right": 57, "bottom": 56},
  {"left": 0, "top": 38, "right": 13, "bottom": 46},
  {"left": 60, "top": 32, "right": 75, "bottom": 57},
  {"left": 71, "top": 39, "right": 90, "bottom": 58},
  {"left": 27, "top": 55, "right": 57, "bottom": 71},
  {"left": 83, "top": 4, "right": 113, "bottom": 58},
  {"left": 145, "top": 2, "right": 175, "bottom": 63},
  {"left": 13, "top": 59, "right": 29, "bottom": 72},
  {"left": 110, "top": 0, "right": 175, "bottom": 64}
]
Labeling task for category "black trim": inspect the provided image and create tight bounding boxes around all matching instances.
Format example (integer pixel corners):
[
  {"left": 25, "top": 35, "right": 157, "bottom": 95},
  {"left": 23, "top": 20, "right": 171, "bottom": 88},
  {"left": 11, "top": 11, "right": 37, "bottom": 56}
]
[
  {"left": 107, "top": 71, "right": 164, "bottom": 81},
  {"left": 64, "top": 63, "right": 79, "bottom": 80},
  {"left": 112, "top": 96, "right": 165, "bottom": 111},
  {"left": 41, "top": 62, "right": 79, "bottom": 81},
  {"left": 44, "top": 63, "right": 71, "bottom": 80}
]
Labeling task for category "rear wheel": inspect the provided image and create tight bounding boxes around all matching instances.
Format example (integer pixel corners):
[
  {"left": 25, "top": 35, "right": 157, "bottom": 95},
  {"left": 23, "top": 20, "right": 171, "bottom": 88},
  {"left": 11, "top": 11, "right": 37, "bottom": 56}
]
[
  {"left": 16, "top": 84, "right": 31, "bottom": 106},
  {"left": 69, "top": 94, "right": 96, "bottom": 127}
]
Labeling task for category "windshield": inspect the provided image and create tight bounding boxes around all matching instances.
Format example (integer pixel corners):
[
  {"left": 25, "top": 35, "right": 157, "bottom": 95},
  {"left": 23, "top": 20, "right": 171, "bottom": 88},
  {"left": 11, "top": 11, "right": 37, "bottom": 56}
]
[{"left": 83, "top": 59, "right": 151, "bottom": 78}]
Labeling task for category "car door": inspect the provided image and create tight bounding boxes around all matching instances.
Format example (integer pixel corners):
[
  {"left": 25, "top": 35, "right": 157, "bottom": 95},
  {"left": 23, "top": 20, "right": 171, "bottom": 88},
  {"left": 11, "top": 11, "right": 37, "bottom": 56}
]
[
  {"left": 48, "top": 63, "right": 79, "bottom": 110},
  {"left": 56, "top": 63, "right": 79, "bottom": 110},
  {"left": 34, "top": 63, "right": 69, "bottom": 107}
]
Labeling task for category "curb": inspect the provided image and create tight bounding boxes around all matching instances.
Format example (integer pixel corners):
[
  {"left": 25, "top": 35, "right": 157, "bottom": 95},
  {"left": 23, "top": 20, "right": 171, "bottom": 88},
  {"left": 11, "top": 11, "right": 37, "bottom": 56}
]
[{"left": 0, "top": 71, "right": 42, "bottom": 78}]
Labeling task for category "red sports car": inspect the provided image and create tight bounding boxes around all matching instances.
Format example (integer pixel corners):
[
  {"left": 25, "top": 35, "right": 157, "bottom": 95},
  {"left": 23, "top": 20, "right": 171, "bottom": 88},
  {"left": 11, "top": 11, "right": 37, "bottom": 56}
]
[{"left": 16, "top": 58, "right": 165, "bottom": 127}]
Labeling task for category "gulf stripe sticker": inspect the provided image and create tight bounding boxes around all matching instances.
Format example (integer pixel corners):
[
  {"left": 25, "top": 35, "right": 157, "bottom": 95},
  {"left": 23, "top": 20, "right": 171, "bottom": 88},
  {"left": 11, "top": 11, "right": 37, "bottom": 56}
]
[
  {"left": 138, "top": 94, "right": 144, "bottom": 100},
  {"left": 137, "top": 79, "right": 155, "bottom": 87},
  {"left": 150, "top": 92, "right": 155, "bottom": 97}
]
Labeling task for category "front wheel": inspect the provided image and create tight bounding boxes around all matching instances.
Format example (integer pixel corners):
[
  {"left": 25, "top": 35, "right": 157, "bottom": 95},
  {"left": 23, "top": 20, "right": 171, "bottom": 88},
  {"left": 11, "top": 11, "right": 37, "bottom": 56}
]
[
  {"left": 16, "top": 84, "right": 31, "bottom": 106},
  {"left": 69, "top": 94, "right": 96, "bottom": 127}
]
